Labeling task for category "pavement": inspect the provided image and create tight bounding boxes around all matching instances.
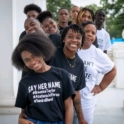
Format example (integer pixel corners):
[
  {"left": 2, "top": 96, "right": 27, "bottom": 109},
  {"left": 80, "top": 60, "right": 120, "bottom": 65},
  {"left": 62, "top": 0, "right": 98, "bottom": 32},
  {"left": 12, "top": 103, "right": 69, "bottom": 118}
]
[
  {"left": 93, "top": 87, "right": 124, "bottom": 124},
  {"left": 0, "top": 87, "right": 124, "bottom": 124}
]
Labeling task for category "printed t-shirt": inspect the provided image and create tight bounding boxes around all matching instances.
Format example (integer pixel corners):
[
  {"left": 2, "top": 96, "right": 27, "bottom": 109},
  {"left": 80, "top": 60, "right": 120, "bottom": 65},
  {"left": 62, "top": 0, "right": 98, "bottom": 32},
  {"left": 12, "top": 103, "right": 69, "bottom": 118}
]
[
  {"left": 78, "top": 45, "right": 114, "bottom": 109},
  {"left": 15, "top": 66, "right": 75, "bottom": 122},
  {"left": 96, "top": 28, "right": 111, "bottom": 51},
  {"left": 48, "top": 48, "right": 86, "bottom": 91}
]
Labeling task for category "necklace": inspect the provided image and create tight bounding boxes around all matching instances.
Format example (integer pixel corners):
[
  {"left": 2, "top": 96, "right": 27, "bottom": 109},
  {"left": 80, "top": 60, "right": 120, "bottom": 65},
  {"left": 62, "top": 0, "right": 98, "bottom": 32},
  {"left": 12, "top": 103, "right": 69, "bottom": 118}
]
[{"left": 65, "top": 56, "right": 76, "bottom": 67}]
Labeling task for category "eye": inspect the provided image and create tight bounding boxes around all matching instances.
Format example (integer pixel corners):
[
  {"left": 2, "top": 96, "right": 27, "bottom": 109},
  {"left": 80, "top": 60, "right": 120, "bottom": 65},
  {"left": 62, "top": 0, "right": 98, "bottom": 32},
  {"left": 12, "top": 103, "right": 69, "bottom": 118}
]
[
  {"left": 68, "top": 35, "right": 73, "bottom": 39},
  {"left": 24, "top": 59, "right": 30, "bottom": 63},
  {"left": 77, "top": 36, "right": 81, "bottom": 40}
]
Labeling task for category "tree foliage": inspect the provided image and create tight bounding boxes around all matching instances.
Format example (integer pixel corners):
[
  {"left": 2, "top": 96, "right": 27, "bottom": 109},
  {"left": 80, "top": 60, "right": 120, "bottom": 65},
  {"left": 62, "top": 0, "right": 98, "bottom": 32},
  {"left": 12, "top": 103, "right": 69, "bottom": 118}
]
[
  {"left": 85, "top": 4, "right": 102, "bottom": 14},
  {"left": 100, "top": 0, "right": 124, "bottom": 38},
  {"left": 47, "top": 0, "right": 72, "bottom": 21}
]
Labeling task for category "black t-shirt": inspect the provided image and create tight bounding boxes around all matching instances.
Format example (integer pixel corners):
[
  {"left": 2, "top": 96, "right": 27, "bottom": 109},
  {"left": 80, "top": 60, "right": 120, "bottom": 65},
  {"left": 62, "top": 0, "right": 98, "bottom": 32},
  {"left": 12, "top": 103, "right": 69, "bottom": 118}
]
[
  {"left": 19, "top": 31, "right": 26, "bottom": 40},
  {"left": 48, "top": 48, "right": 86, "bottom": 91},
  {"left": 49, "top": 34, "right": 62, "bottom": 48},
  {"left": 58, "top": 25, "right": 66, "bottom": 34},
  {"left": 68, "top": 21, "right": 72, "bottom": 25},
  {"left": 15, "top": 66, "right": 75, "bottom": 122}
]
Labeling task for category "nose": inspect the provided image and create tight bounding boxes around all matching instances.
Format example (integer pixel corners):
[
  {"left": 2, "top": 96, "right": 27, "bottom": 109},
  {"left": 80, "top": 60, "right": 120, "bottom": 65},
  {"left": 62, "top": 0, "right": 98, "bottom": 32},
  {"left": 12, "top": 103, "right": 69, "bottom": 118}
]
[
  {"left": 30, "top": 59, "right": 36, "bottom": 66},
  {"left": 28, "top": 26, "right": 33, "bottom": 33}
]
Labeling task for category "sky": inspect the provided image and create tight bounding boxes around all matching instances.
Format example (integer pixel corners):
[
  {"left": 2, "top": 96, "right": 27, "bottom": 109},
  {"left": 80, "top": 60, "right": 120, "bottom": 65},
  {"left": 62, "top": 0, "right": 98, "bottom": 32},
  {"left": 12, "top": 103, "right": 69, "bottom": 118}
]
[{"left": 71, "top": 0, "right": 101, "bottom": 7}]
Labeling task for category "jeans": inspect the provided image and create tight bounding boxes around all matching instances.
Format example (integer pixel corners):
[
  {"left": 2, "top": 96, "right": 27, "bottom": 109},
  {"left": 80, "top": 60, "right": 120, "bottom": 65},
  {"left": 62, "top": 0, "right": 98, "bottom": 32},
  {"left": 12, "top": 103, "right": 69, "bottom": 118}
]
[{"left": 27, "top": 117, "right": 63, "bottom": 124}]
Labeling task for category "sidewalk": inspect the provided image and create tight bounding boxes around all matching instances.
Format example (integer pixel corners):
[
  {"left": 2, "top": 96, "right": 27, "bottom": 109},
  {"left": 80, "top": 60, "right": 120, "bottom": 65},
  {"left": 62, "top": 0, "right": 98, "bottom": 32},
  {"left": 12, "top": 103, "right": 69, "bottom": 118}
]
[{"left": 93, "top": 87, "right": 124, "bottom": 124}]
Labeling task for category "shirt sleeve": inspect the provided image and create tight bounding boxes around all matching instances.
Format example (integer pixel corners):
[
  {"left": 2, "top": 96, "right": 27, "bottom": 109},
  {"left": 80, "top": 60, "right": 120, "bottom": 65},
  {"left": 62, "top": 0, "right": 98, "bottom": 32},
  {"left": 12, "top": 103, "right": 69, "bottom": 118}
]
[
  {"left": 61, "top": 70, "right": 75, "bottom": 101},
  {"left": 15, "top": 81, "right": 27, "bottom": 109},
  {"left": 95, "top": 48, "right": 114, "bottom": 74},
  {"left": 75, "top": 63, "right": 86, "bottom": 91}
]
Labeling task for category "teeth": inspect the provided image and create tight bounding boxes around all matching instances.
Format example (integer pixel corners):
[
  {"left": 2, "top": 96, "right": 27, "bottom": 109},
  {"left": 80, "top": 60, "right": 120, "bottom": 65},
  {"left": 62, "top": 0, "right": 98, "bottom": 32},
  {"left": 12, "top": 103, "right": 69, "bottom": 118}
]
[
  {"left": 30, "top": 30, "right": 36, "bottom": 33},
  {"left": 71, "top": 44, "right": 77, "bottom": 47},
  {"left": 50, "top": 28, "right": 54, "bottom": 31}
]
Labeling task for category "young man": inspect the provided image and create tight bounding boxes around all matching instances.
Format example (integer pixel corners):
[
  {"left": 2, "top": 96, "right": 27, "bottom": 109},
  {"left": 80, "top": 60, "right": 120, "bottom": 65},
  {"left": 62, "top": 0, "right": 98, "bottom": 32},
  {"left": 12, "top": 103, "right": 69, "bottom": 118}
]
[
  {"left": 19, "top": 3, "right": 42, "bottom": 40},
  {"left": 69, "top": 6, "right": 80, "bottom": 25},
  {"left": 57, "top": 8, "right": 69, "bottom": 33},
  {"left": 95, "top": 9, "right": 111, "bottom": 53}
]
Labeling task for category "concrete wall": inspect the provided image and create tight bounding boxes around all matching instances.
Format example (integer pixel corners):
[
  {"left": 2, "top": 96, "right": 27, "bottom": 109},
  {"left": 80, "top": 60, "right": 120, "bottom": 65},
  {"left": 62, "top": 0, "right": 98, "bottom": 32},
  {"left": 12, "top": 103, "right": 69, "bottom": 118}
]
[{"left": 0, "top": 0, "right": 46, "bottom": 123}]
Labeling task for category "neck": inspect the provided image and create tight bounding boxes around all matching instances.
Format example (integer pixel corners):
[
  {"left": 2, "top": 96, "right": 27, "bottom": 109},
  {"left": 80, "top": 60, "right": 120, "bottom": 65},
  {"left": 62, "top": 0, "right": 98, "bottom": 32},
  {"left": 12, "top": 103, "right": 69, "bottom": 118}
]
[
  {"left": 63, "top": 47, "right": 75, "bottom": 59},
  {"left": 71, "top": 19, "right": 76, "bottom": 24},
  {"left": 59, "top": 22, "right": 68, "bottom": 28},
  {"left": 96, "top": 24, "right": 103, "bottom": 30},
  {"left": 82, "top": 44, "right": 91, "bottom": 50},
  {"left": 35, "top": 63, "right": 51, "bottom": 73}
]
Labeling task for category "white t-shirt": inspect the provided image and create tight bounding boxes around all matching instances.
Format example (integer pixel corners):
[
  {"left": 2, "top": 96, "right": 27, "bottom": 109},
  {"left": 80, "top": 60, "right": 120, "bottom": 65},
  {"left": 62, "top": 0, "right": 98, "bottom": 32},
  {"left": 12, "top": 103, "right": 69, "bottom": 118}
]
[
  {"left": 97, "top": 28, "right": 111, "bottom": 51},
  {"left": 78, "top": 45, "right": 114, "bottom": 109}
]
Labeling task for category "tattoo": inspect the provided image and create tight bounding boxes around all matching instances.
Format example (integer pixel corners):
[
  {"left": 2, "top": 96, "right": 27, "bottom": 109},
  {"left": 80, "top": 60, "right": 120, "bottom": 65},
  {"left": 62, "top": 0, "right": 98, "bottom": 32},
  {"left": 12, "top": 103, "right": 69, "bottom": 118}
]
[{"left": 73, "top": 99, "right": 83, "bottom": 115}]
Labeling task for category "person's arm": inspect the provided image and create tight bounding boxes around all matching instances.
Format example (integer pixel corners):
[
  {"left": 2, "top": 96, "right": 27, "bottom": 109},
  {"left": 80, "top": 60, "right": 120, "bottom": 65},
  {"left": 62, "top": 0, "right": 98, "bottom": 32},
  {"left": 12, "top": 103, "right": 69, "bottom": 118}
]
[
  {"left": 18, "top": 109, "right": 34, "bottom": 124},
  {"left": 92, "top": 66, "right": 116, "bottom": 95},
  {"left": 64, "top": 96, "right": 73, "bottom": 124},
  {"left": 73, "top": 91, "right": 88, "bottom": 124}
]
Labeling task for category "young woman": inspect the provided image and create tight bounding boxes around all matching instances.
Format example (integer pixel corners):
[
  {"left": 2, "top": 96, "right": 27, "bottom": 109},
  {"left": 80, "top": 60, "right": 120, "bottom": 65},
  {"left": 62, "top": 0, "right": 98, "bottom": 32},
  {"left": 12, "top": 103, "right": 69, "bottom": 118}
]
[
  {"left": 48, "top": 24, "right": 88, "bottom": 124},
  {"left": 37, "top": 11, "right": 59, "bottom": 34},
  {"left": 78, "top": 21, "right": 116, "bottom": 124},
  {"left": 12, "top": 33, "right": 75, "bottom": 124},
  {"left": 77, "top": 7, "right": 94, "bottom": 26}
]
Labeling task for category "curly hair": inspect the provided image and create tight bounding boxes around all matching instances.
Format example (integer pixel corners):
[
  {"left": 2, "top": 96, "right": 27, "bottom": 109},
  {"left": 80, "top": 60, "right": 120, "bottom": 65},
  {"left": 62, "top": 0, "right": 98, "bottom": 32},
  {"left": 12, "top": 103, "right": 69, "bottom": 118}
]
[
  {"left": 37, "top": 10, "right": 53, "bottom": 23},
  {"left": 12, "top": 33, "right": 56, "bottom": 71},
  {"left": 61, "top": 24, "right": 85, "bottom": 47},
  {"left": 77, "top": 7, "right": 94, "bottom": 24},
  {"left": 24, "top": 3, "right": 42, "bottom": 14}
]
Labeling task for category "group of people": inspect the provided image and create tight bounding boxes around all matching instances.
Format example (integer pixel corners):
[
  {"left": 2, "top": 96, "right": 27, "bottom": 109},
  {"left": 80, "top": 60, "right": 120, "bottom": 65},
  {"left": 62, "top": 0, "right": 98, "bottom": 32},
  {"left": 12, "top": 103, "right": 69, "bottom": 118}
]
[{"left": 11, "top": 3, "right": 116, "bottom": 124}]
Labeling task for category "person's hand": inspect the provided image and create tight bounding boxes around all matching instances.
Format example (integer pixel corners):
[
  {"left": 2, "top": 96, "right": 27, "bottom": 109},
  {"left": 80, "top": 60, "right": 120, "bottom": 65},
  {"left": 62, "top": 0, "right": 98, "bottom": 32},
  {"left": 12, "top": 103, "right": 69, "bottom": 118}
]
[
  {"left": 18, "top": 118, "right": 34, "bottom": 124},
  {"left": 78, "top": 119, "right": 88, "bottom": 124},
  {"left": 91, "top": 85, "right": 102, "bottom": 96}
]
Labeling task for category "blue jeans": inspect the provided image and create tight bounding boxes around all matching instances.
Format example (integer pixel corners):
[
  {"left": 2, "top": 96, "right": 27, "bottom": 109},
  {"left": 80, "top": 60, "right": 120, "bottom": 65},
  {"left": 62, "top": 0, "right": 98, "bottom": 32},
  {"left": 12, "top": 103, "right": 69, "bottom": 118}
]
[{"left": 27, "top": 117, "right": 63, "bottom": 124}]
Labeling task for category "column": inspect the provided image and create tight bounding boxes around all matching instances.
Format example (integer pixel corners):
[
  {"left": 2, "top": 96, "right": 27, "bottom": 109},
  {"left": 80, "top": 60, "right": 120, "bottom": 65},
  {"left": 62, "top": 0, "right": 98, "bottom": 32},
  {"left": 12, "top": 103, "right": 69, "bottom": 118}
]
[{"left": 0, "top": 0, "right": 46, "bottom": 122}]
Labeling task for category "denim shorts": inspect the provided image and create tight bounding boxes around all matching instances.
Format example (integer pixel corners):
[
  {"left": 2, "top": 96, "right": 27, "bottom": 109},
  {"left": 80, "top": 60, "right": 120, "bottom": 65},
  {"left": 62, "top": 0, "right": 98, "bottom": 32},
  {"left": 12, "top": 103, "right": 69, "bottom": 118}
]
[{"left": 27, "top": 117, "right": 63, "bottom": 124}]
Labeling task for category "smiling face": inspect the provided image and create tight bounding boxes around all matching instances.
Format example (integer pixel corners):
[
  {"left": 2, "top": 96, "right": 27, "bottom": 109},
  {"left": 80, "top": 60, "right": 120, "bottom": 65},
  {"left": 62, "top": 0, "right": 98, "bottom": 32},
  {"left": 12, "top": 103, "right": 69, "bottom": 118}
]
[
  {"left": 95, "top": 10, "right": 105, "bottom": 25},
  {"left": 64, "top": 29, "right": 82, "bottom": 52},
  {"left": 42, "top": 18, "right": 58, "bottom": 34},
  {"left": 24, "top": 18, "right": 46, "bottom": 35},
  {"left": 83, "top": 24, "right": 96, "bottom": 48},
  {"left": 21, "top": 50, "right": 45, "bottom": 72}
]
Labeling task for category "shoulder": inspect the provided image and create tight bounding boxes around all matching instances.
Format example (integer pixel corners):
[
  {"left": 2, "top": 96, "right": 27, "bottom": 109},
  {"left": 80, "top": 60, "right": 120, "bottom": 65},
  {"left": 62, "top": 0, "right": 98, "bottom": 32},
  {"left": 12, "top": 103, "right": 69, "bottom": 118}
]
[
  {"left": 49, "top": 34, "right": 61, "bottom": 48},
  {"left": 51, "top": 66, "right": 69, "bottom": 76},
  {"left": 49, "top": 34, "right": 61, "bottom": 39},
  {"left": 19, "top": 31, "right": 26, "bottom": 40},
  {"left": 102, "top": 28, "right": 110, "bottom": 36}
]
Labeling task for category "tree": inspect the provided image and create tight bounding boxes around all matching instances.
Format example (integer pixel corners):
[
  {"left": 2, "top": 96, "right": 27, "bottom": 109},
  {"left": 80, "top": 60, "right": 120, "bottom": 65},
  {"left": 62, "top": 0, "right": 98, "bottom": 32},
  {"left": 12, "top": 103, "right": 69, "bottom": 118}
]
[
  {"left": 47, "top": 0, "right": 72, "bottom": 21},
  {"left": 100, "top": 0, "right": 124, "bottom": 38},
  {"left": 85, "top": 4, "right": 102, "bottom": 14}
]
